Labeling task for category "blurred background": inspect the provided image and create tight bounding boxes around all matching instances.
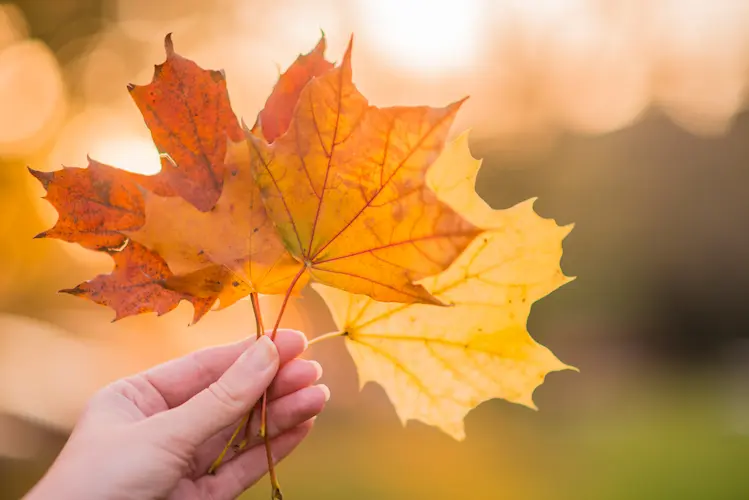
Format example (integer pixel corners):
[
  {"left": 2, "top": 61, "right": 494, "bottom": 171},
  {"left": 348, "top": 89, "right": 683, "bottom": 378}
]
[{"left": 1, "top": 0, "right": 749, "bottom": 498}]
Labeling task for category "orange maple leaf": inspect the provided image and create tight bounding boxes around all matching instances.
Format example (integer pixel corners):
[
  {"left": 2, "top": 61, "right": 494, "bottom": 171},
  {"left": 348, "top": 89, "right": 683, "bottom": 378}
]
[
  {"left": 163, "top": 265, "right": 253, "bottom": 312},
  {"left": 123, "top": 39, "right": 334, "bottom": 299},
  {"left": 249, "top": 39, "right": 482, "bottom": 304},
  {"left": 28, "top": 160, "right": 145, "bottom": 251},
  {"left": 253, "top": 35, "right": 334, "bottom": 143},
  {"left": 31, "top": 35, "right": 254, "bottom": 321},
  {"left": 126, "top": 138, "right": 306, "bottom": 296},
  {"left": 128, "top": 34, "right": 243, "bottom": 212},
  {"left": 62, "top": 241, "right": 217, "bottom": 323}
]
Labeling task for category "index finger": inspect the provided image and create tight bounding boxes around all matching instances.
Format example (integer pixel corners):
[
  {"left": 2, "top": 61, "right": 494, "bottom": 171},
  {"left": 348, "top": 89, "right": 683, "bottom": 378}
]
[{"left": 139, "top": 329, "right": 307, "bottom": 408}]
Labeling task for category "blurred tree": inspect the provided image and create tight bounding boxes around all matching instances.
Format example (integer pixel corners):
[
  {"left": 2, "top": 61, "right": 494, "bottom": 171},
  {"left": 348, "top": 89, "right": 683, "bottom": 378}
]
[
  {"left": 476, "top": 110, "right": 749, "bottom": 365},
  {"left": 13, "top": 0, "right": 106, "bottom": 58}
]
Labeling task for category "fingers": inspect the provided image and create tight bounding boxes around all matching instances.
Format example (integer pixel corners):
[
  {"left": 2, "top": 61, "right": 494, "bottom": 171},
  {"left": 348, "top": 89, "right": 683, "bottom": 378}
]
[
  {"left": 138, "top": 329, "right": 307, "bottom": 409},
  {"left": 148, "top": 336, "right": 279, "bottom": 446},
  {"left": 268, "top": 358, "right": 322, "bottom": 400},
  {"left": 197, "top": 420, "right": 315, "bottom": 500},
  {"left": 193, "top": 384, "right": 329, "bottom": 474}
]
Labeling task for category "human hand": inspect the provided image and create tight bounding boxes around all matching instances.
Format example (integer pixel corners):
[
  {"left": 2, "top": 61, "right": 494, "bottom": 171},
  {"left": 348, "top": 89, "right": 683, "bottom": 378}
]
[{"left": 25, "top": 330, "right": 328, "bottom": 500}]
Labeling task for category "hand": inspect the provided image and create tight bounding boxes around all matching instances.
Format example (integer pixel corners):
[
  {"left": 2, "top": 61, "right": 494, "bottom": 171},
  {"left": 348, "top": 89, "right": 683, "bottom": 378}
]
[{"left": 25, "top": 330, "right": 328, "bottom": 500}]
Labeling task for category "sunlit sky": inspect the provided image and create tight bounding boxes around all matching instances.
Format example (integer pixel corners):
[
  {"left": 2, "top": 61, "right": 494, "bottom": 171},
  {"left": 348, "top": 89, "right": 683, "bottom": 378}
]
[
  {"left": 1, "top": 0, "right": 749, "bottom": 175},
  {"left": 88, "top": 138, "right": 162, "bottom": 176},
  {"left": 355, "top": 0, "right": 483, "bottom": 72}
]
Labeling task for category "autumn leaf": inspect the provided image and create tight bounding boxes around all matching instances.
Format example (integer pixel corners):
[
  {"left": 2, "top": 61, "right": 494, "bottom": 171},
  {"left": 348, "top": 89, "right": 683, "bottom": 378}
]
[
  {"left": 314, "top": 133, "right": 575, "bottom": 439},
  {"left": 30, "top": 35, "right": 268, "bottom": 322},
  {"left": 163, "top": 265, "right": 252, "bottom": 312},
  {"left": 128, "top": 34, "right": 243, "bottom": 212},
  {"left": 62, "top": 241, "right": 217, "bottom": 324},
  {"left": 253, "top": 34, "right": 334, "bottom": 143},
  {"left": 124, "top": 36, "right": 334, "bottom": 298},
  {"left": 250, "top": 39, "right": 481, "bottom": 304},
  {"left": 126, "top": 138, "right": 306, "bottom": 295},
  {"left": 28, "top": 160, "right": 145, "bottom": 251},
  {"left": 28, "top": 33, "right": 576, "bottom": 492}
]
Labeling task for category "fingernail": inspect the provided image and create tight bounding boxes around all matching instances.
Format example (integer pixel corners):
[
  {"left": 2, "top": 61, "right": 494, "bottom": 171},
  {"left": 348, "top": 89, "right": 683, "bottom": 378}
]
[
  {"left": 310, "top": 360, "right": 323, "bottom": 381},
  {"left": 319, "top": 384, "right": 331, "bottom": 402},
  {"left": 245, "top": 336, "right": 277, "bottom": 372}
]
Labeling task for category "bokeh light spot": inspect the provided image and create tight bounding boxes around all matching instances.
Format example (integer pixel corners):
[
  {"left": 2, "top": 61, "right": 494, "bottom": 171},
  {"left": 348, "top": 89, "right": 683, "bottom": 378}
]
[
  {"left": 356, "top": 0, "right": 483, "bottom": 72},
  {"left": 0, "top": 40, "right": 66, "bottom": 156}
]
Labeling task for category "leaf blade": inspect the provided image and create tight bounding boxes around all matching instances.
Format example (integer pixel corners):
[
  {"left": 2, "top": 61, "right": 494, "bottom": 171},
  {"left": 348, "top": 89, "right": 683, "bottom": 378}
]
[
  {"left": 126, "top": 138, "right": 306, "bottom": 295},
  {"left": 63, "top": 241, "right": 215, "bottom": 324},
  {"left": 29, "top": 160, "right": 145, "bottom": 250},
  {"left": 314, "top": 134, "right": 575, "bottom": 439},
  {"left": 254, "top": 35, "right": 334, "bottom": 143},
  {"left": 252, "top": 40, "right": 481, "bottom": 304},
  {"left": 128, "top": 34, "right": 243, "bottom": 212}
]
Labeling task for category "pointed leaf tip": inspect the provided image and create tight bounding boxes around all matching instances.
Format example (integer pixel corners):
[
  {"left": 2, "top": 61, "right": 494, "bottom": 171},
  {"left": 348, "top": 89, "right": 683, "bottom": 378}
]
[
  {"left": 164, "top": 33, "right": 174, "bottom": 56},
  {"left": 315, "top": 32, "right": 327, "bottom": 51},
  {"left": 255, "top": 34, "right": 335, "bottom": 142},
  {"left": 28, "top": 168, "right": 53, "bottom": 189},
  {"left": 447, "top": 96, "right": 470, "bottom": 115},
  {"left": 343, "top": 34, "right": 354, "bottom": 64}
]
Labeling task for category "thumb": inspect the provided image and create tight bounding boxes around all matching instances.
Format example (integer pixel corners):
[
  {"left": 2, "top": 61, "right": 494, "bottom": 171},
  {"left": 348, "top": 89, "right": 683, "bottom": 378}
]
[{"left": 149, "top": 336, "right": 279, "bottom": 446}]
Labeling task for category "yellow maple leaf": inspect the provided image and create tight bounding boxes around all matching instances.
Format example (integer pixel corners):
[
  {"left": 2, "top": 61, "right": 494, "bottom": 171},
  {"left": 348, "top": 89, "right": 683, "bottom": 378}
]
[{"left": 314, "top": 132, "right": 575, "bottom": 439}]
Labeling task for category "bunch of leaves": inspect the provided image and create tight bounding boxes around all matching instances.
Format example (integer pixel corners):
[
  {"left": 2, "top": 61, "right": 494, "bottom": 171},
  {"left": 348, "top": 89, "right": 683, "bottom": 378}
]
[{"left": 30, "top": 34, "right": 575, "bottom": 498}]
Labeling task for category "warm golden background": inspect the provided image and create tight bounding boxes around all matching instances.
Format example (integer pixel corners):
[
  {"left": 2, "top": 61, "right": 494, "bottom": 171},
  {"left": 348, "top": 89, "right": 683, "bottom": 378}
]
[{"left": 2, "top": 0, "right": 749, "bottom": 498}]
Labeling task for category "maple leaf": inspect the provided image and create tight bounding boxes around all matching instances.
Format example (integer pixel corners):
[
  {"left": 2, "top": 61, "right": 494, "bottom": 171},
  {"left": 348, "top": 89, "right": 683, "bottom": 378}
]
[
  {"left": 125, "top": 36, "right": 334, "bottom": 299},
  {"left": 128, "top": 34, "right": 243, "bottom": 212},
  {"left": 163, "top": 265, "right": 252, "bottom": 311},
  {"left": 62, "top": 241, "right": 218, "bottom": 324},
  {"left": 314, "top": 133, "right": 575, "bottom": 439},
  {"left": 126, "top": 138, "right": 306, "bottom": 295},
  {"left": 253, "top": 34, "right": 334, "bottom": 143},
  {"left": 28, "top": 160, "right": 145, "bottom": 251},
  {"left": 28, "top": 34, "right": 577, "bottom": 493},
  {"left": 30, "top": 35, "right": 260, "bottom": 322},
  {"left": 249, "top": 39, "right": 482, "bottom": 304}
]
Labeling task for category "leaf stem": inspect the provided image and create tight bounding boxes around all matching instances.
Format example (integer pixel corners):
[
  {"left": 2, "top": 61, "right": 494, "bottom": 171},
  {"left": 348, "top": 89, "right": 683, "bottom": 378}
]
[
  {"left": 207, "top": 410, "right": 250, "bottom": 475},
  {"left": 258, "top": 264, "right": 305, "bottom": 499},
  {"left": 207, "top": 293, "right": 264, "bottom": 474},
  {"left": 240, "top": 294, "right": 265, "bottom": 447},
  {"left": 245, "top": 293, "right": 284, "bottom": 499},
  {"left": 253, "top": 293, "right": 264, "bottom": 339},
  {"left": 269, "top": 264, "right": 307, "bottom": 340},
  {"left": 308, "top": 330, "right": 347, "bottom": 345},
  {"left": 265, "top": 427, "right": 283, "bottom": 500}
]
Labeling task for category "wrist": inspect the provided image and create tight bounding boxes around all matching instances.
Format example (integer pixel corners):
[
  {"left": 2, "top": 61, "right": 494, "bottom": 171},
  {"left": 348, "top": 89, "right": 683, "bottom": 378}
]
[{"left": 24, "top": 470, "right": 78, "bottom": 500}]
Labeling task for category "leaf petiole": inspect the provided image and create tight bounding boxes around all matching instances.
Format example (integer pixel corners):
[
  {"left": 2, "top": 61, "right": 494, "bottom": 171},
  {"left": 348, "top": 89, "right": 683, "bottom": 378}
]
[
  {"left": 208, "top": 291, "right": 264, "bottom": 473},
  {"left": 207, "top": 410, "right": 251, "bottom": 475},
  {"left": 308, "top": 330, "right": 348, "bottom": 345},
  {"left": 258, "top": 264, "right": 305, "bottom": 499}
]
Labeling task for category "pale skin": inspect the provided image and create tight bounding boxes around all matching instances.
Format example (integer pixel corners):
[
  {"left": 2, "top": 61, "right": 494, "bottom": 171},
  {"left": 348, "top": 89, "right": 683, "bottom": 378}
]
[{"left": 25, "top": 330, "right": 329, "bottom": 500}]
